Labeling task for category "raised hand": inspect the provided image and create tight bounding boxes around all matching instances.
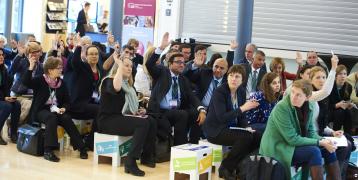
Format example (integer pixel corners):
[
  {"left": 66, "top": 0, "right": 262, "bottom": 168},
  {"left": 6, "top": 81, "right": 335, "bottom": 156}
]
[
  {"left": 331, "top": 54, "right": 339, "bottom": 71},
  {"left": 28, "top": 54, "right": 38, "bottom": 70},
  {"left": 159, "top": 32, "right": 170, "bottom": 50},
  {"left": 107, "top": 32, "right": 115, "bottom": 46},
  {"left": 230, "top": 40, "right": 238, "bottom": 50},
  {"left": 296, "top": 51, "right": 303, "bottom": 65}
]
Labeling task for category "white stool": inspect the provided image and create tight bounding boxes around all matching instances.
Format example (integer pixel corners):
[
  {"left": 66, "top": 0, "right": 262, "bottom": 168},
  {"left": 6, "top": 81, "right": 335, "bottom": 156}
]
[
  {"left": 198, "top": 140, "right": 223, "bottom": 175},
  {"left": 93, "top": 132, "right": 132, "bottom": 167},
  {"left": 169, "top": 144, "right": 213, "bottom": 180}
]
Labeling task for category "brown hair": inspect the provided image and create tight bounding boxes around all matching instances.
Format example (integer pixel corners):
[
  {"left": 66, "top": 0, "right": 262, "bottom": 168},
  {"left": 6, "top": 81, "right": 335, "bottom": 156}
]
[
  {"left": 259, "top": 72, "right": 281, "bottom": 103},
  {"left": 127, "top": 38, "right": 139, "bottom": 47},
  {"left": 292, "top": 79, "right": 313, "bottom": 97},
  {"left": 336, "top": 65, "right": 347, "bottom": 77},
  {"left": 44, "top": 57, "right": 62, "bottom": 74},
  {"left": 270, "top": 57, "right": 285, "bottom": 72},
  {"left": 227, "top": 65, "right": 246, "bottom": 81},
  {"left": 167, "top": 53, "right": 184, "bottom": 64},
  {"left": 194, "top": 45, "right": 206, "bottom": 53},
  {"left": 309, "top": 66, "right": 326, "bottom": 80},
  {"left": 26, "top": 42, "right": 42, "bottom": 56}
]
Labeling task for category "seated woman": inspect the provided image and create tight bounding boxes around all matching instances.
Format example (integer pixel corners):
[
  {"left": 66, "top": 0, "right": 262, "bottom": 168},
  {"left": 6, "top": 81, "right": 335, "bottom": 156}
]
[
  {"left": 246, "top": 72, "right": 281, "bottom": 133},
  {"left": 270, "top": 57, "right": 296, "bottom": 92},
  {"left": 22, "top": 56, "right": 88, "bottom": 162},
  {"left": 97, "top": 54, "right": 156, "bottom": 177},
  {"left": 203, "top": 65, "right": 260, "bottom": 180},
  {"left": 347, "top": 71, "right": 358, "bottom": 134},
  {"left": 0, "top": 48, "right": 21, "bottom": 144},
  {"left": 329, "top": 65, "right": 353, "bottom": 134},
  {"left": 260, "top": 79, "right": 340, "bottom": 180}
]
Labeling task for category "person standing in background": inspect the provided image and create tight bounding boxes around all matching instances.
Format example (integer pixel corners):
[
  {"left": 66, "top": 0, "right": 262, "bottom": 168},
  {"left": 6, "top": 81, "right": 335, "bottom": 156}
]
[{"left": 76, "top": 2, "right": 91, "bottom": 37}]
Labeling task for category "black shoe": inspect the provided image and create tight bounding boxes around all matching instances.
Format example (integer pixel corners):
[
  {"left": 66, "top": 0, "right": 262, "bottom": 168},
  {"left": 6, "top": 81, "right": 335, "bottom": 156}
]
[
  {"left": 125, "top": 157, "right": 145, "bottom": 177},
  {"left": 0, "top": 136, "right": 7, "bottom": 145},
  {"left": 10, "top": 134, "right": 17, "bottom": 144},
  {"left": 44, "top": 151, "right": 60, "bottom": 162},
  {"left": 218, "top": 164, "right": 236, "bottom": 180},
  {"left": 140, "top": 157, "right": 156, "bottom": 168},
  {"left": 80, "top": 149, "right": 88, "bottom": 159}
]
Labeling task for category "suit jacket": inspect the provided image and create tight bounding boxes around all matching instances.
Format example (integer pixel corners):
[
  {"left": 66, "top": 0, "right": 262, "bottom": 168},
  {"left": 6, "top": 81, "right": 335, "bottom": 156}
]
[
  {"left": 242, "top": 63, "right": 267, "bottom": 92},
  {"left": 76, "top": 9, "right": 87, "bottom": 36},
  {"left": 68, "top": 46, "right": 104, "bottom": 113},
  {"left": 0, "top": 65, "right": 12, "bottom": 101},
  {"left": 183, "top": 51, "right": 234, "bottom": 101},
  {"left": 328, "top": 82, "right": 352, "bottom": 123},
  {"left": 203, "top": 83, "right": 247, "bottom": 138},
  {"left": 22, "top": 70, "right": 70, "bottom": 124},
  {"left": 146, "top": 53, "right": 202, "bottom": 113}
]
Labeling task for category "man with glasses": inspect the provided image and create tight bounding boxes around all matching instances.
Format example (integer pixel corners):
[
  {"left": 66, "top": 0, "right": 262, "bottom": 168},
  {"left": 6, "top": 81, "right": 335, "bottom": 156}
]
[
  {"left": 102, "top": 45, "right": 135, "bottom": 72},
  {"left": 183, "top": 41, "right": 236, "bottom": 143},
  {"left": 146, "top": 32, "right": 206, "bottom": 146}
]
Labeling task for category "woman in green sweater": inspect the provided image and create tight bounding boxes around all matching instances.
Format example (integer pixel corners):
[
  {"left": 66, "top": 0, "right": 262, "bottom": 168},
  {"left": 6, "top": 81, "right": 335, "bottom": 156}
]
[{"left": 259, "top": 79, "right": 340, "bottom": 180}]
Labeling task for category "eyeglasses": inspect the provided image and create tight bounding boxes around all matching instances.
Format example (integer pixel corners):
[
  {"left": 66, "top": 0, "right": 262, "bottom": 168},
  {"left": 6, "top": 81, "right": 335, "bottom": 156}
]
[
  {"left": 173, "top": 60, "right": 185, "bottom": 65},
  {"left": 87, "top": 53, "right": 99, "bottom": 56}
]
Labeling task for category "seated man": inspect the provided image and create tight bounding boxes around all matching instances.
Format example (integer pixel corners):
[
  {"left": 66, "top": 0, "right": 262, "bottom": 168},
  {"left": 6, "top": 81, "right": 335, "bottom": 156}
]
[
  {"left": 242, "top": 50, "right": 267, "bottom": 99},
  {"left": 146, "top": 32, "right": 206, "bottom": 145}
]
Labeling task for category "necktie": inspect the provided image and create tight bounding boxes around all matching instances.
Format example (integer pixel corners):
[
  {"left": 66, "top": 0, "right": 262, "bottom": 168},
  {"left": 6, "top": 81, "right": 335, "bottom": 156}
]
[
  {"left": 172, "top": 76, "right": 178, "bottom": 100},
  {"left": 251, "top": 70, "right": 257, "bottom": 91},
  {"left": 213, "top": 80, "right": 219, "bottom": 90}
]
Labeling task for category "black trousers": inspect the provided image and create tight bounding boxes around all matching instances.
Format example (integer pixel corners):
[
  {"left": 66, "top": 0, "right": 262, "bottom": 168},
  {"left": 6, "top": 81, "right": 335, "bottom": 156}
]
[
  {"left": 186, "top": 109, "right": 202, "bottom": 144},
  {"left": 333, "top": 108, "right": 352, "bottom": 134},
  {"left": 98, "top": 115, "right": 157, "bottom": 159},
  {"left": 160, "top": 109, "right": 189, "bottom": 146},
  {"left": 207, "top": 128, "right": 261, "bottom": 171},
  {"left": 37, "top": 109, "right": 85, "bottom": 151}
]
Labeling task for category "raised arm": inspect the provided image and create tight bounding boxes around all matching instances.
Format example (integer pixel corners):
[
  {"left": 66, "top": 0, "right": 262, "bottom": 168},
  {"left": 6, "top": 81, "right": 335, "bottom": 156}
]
[{"left": 309, "top": 55, "right": 338, "bottom": 102}]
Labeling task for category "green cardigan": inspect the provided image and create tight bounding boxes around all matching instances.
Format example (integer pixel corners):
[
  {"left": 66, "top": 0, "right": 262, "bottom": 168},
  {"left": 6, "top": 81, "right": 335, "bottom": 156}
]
[{"left": 259, "top": 95, "right": 321, "bottom": 179}]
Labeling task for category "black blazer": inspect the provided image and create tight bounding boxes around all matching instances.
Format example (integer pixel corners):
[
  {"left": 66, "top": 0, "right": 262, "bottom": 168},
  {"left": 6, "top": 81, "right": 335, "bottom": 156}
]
[
  {"left": 183, "top": 51, "right": 234, "bottom": 101},
  {"left": 328, "top": 82, "right": 352, "bottom": 121},
  {"left": 68, "top": 46, "right": 104, "bottom": 113},
  {"left": 146, "top": 53, "right": 202, "bottom": 113},
  {"left": 0, "top": 65, "right": 12, "bottom": 101},
  {"left": 76, "top": 9, "right": 87, "bottom": 36},
  {"left": 242, "top": 63, "right": 267, "bottom": 91},
  {"left": 22, "top": 70, "right": 70, "bottom": 124},
  {"left": 203, "top": 83, "right": 247, "bottom": 138}
]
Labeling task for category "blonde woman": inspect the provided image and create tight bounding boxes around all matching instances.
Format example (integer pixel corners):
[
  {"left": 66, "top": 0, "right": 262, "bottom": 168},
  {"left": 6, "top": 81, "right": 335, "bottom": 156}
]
[
  {"left": 134, "top": 46, "right": 156, "bottom": 97},
  {"left": 97, "top": 52, "right": 157, "bottom": 177}
]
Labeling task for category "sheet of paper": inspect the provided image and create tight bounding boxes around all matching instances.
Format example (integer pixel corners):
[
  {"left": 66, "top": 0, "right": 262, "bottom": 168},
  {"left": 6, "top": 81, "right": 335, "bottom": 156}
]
[{"left": 324, "top": 135, "right": 348, "bottom": 147}]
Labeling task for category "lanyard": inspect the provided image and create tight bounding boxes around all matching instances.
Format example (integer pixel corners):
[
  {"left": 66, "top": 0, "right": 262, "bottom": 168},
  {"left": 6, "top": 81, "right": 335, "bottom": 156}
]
[{"left": 48, "top": 88, "right": 57, "bottom": 106}]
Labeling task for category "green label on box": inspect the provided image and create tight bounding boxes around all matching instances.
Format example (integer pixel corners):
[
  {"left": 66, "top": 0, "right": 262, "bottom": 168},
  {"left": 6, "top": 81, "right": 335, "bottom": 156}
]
[
  {"left": 213, "top": 149, "right": 222, "bottom": 162},
  {"left": 119, "top": 139, "right": 132, "bottom": 156},
  {"left": 173, "top": 157, "right": 197, "bottom": 171}
]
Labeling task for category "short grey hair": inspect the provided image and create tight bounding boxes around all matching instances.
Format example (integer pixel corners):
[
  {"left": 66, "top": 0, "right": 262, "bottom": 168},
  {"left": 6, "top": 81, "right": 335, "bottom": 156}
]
[
  {"left": 81, "top": 36, "right": 92, "bottom": 45},
  {"left": 0, "top": 35, "right": 7, "bottom": 45}
]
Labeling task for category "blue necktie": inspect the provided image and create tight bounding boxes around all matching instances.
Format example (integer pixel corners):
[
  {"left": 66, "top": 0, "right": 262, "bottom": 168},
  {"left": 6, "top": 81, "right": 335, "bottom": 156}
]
[{"left": 172, "top": 76, "right": 178, "bottom": 100}]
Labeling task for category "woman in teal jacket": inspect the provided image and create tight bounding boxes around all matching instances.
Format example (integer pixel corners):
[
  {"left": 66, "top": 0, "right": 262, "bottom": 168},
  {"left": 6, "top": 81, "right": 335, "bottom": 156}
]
[{"left": 259, "top": 79, "right": 340, "bottom": 180}]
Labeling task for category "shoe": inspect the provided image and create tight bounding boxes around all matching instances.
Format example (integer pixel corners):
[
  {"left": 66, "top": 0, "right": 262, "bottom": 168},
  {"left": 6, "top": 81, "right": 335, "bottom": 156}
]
[
  {"left": 0, "top": 136, "right": 7, "bottom": 145},
  {"left": 10, "top": 134, "right": 17, "bottom": 144},
  {"left": 44, "top": 151, "right": 60, "bottom": 162},
  {"left": 140, "top": 157, "right": 156, "bottom": 168},
  {"left": 80, "top": 149, "right": 88, "bottom": 159},
  {"left": 124, "top": 157, "right": 145, "bottom": 177},
  {"left": 218, "top": 164, "right": 236, "bottom": 180}
]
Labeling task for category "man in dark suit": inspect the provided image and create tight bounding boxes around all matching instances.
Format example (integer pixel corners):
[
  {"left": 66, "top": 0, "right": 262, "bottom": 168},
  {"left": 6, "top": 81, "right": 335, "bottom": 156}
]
[
  {"left": 182, "top": 41, "right": 236, "bottom": 143},
  {"left": 238, "top": 43, "right": 256, "bottom": 64},
  {"left": 242, "top": 50, "right": 267, "bottom": 99},
  {"left": 146, "top": 33, "right": 206, "bottom": 145},
  {"left": 76, "top": 2, "right": 91, "bottom": 37}
]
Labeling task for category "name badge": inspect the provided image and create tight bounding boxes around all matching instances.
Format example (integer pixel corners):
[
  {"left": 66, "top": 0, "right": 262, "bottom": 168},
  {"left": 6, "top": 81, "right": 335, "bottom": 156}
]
[
  {"left": 169, "top": 99, "right": 178, "bottom": 108},
  {"left": 92, "top": 91, "right": 99, "bottom": 99}
]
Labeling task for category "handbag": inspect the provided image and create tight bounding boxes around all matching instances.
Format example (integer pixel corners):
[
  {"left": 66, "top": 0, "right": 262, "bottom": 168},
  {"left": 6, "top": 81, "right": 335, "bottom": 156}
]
[
  {"left": 347, "top": 162, "right": 358, "bottom": 180},
  {"left": 17, "top": 124, "right": 45, "bottom": 156}
]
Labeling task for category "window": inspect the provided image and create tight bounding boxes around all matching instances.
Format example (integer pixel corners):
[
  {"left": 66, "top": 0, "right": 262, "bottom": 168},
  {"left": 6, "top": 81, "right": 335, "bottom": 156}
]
[
  {"left": 0, "top": 0, "right": 6, "bottom": 33},
  {"left": 252, "top": 0, "right": 358, "bottom": 56},
  {"left": 180, "top": 0, "right": 238, "bottom": 44}
]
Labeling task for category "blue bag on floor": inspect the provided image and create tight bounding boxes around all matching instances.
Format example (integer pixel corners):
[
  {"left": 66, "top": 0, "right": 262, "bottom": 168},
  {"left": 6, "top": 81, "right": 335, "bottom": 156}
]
[{"left": 17, "top": 124, "right": 44, "bottom": 156}]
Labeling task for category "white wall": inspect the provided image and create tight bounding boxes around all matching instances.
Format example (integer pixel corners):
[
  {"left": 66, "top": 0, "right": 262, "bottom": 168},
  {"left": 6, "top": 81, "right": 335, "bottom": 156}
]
[{"left": 22, "top": 0, "right": 46, "bottom": 42}]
